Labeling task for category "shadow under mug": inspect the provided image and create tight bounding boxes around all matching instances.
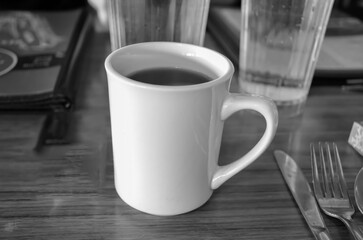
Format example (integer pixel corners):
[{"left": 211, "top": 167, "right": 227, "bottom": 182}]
[{"left": 104, "top": 42, "right": 278, "bottom": 216}]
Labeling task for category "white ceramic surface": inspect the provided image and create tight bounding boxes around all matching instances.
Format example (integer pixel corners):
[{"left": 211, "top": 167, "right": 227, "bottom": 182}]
[{"left": 105, "top": 42, "right": 278, "bottom": 216}]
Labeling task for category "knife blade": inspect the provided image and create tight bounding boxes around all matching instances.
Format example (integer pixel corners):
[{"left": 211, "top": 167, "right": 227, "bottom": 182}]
[{"left": 274, "top": 150, "right": 332, "bottom": 240}]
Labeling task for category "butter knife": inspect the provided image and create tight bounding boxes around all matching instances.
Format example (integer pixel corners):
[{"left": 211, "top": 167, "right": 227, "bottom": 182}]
[{"left": 274, "top": 150, "right": 331, "bottom": 240}]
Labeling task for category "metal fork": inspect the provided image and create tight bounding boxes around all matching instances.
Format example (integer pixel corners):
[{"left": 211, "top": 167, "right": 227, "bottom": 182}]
[{"left": 311, "top": 142, "right": 363, "bottom": 240}]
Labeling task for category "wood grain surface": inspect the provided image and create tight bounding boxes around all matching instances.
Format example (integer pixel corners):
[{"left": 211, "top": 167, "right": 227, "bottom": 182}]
[{"left": 1, "top": 21, "right": 363, "bottom": 240}]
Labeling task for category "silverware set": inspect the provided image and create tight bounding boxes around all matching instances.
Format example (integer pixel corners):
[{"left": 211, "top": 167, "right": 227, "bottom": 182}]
[
  {"left": 274, "top": 143, "right": 363, "bottom": 240},
  {"left": 311, "top": 142, "right": 363, "bottom": 240}
]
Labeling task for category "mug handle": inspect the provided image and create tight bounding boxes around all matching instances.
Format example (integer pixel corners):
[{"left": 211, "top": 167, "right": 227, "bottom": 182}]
[{"left": 211, "top": 93, "right": 278, "bottom": 189}]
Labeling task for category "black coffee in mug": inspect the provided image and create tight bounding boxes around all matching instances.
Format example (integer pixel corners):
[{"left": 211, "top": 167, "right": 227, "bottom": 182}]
[{"left": 127, "top": 67, "right": 212, "bottom": 86}]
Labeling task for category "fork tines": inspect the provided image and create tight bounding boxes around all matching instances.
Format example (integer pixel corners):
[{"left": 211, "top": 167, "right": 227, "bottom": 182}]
[
  {"left": 310, "top": 142, "right": 363, "bottom": 240},
  {"left": 311, "top": 142, "right": 349, "bottom": 200}
]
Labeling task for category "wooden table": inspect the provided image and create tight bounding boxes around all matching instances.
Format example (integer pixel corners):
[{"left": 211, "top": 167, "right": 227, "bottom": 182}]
[{"left": 1, "top": 24, "right": 363, "bottom": 240}]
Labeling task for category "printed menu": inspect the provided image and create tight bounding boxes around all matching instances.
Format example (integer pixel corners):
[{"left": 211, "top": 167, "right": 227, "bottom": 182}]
[{"left": 0, "top": 8, "right": 89, "bottom": 111}]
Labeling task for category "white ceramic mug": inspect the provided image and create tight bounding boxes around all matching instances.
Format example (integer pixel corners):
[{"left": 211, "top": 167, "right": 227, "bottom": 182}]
[{"left": 104, "top": 42, "right": 278, "bottom": 216}]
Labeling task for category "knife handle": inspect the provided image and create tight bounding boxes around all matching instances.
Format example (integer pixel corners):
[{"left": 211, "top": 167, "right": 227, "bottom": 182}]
[{"left": 311, "top": 228, "right": 332, "bottom": 240}]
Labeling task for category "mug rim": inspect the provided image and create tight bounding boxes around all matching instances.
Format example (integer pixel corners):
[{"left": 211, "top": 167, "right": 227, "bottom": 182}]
[{"left": 104, "top": 42, "right": 234, "bottom": 92}]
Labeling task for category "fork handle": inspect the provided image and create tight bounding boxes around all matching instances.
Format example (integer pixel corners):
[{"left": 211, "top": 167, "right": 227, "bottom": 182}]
[{"left": 341, "top": 217, "right": 363, "bottom": 240}]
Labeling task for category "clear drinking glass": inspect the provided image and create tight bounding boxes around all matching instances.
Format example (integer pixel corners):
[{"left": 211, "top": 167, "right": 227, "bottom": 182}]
[
  {"left": 239, "top": 0, "right": 334, "bottom": 116},
  {"left": 107, "top": 0, "right": 210, "bottom": 51}
]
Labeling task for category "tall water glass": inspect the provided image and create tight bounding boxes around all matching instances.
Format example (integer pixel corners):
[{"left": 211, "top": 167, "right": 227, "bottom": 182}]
[
  {"left": 239, "top": 0, "right": 334, "bottom": 116},
  {"left": 107, "top": 0, "right": 210, "bottom": 51}
]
